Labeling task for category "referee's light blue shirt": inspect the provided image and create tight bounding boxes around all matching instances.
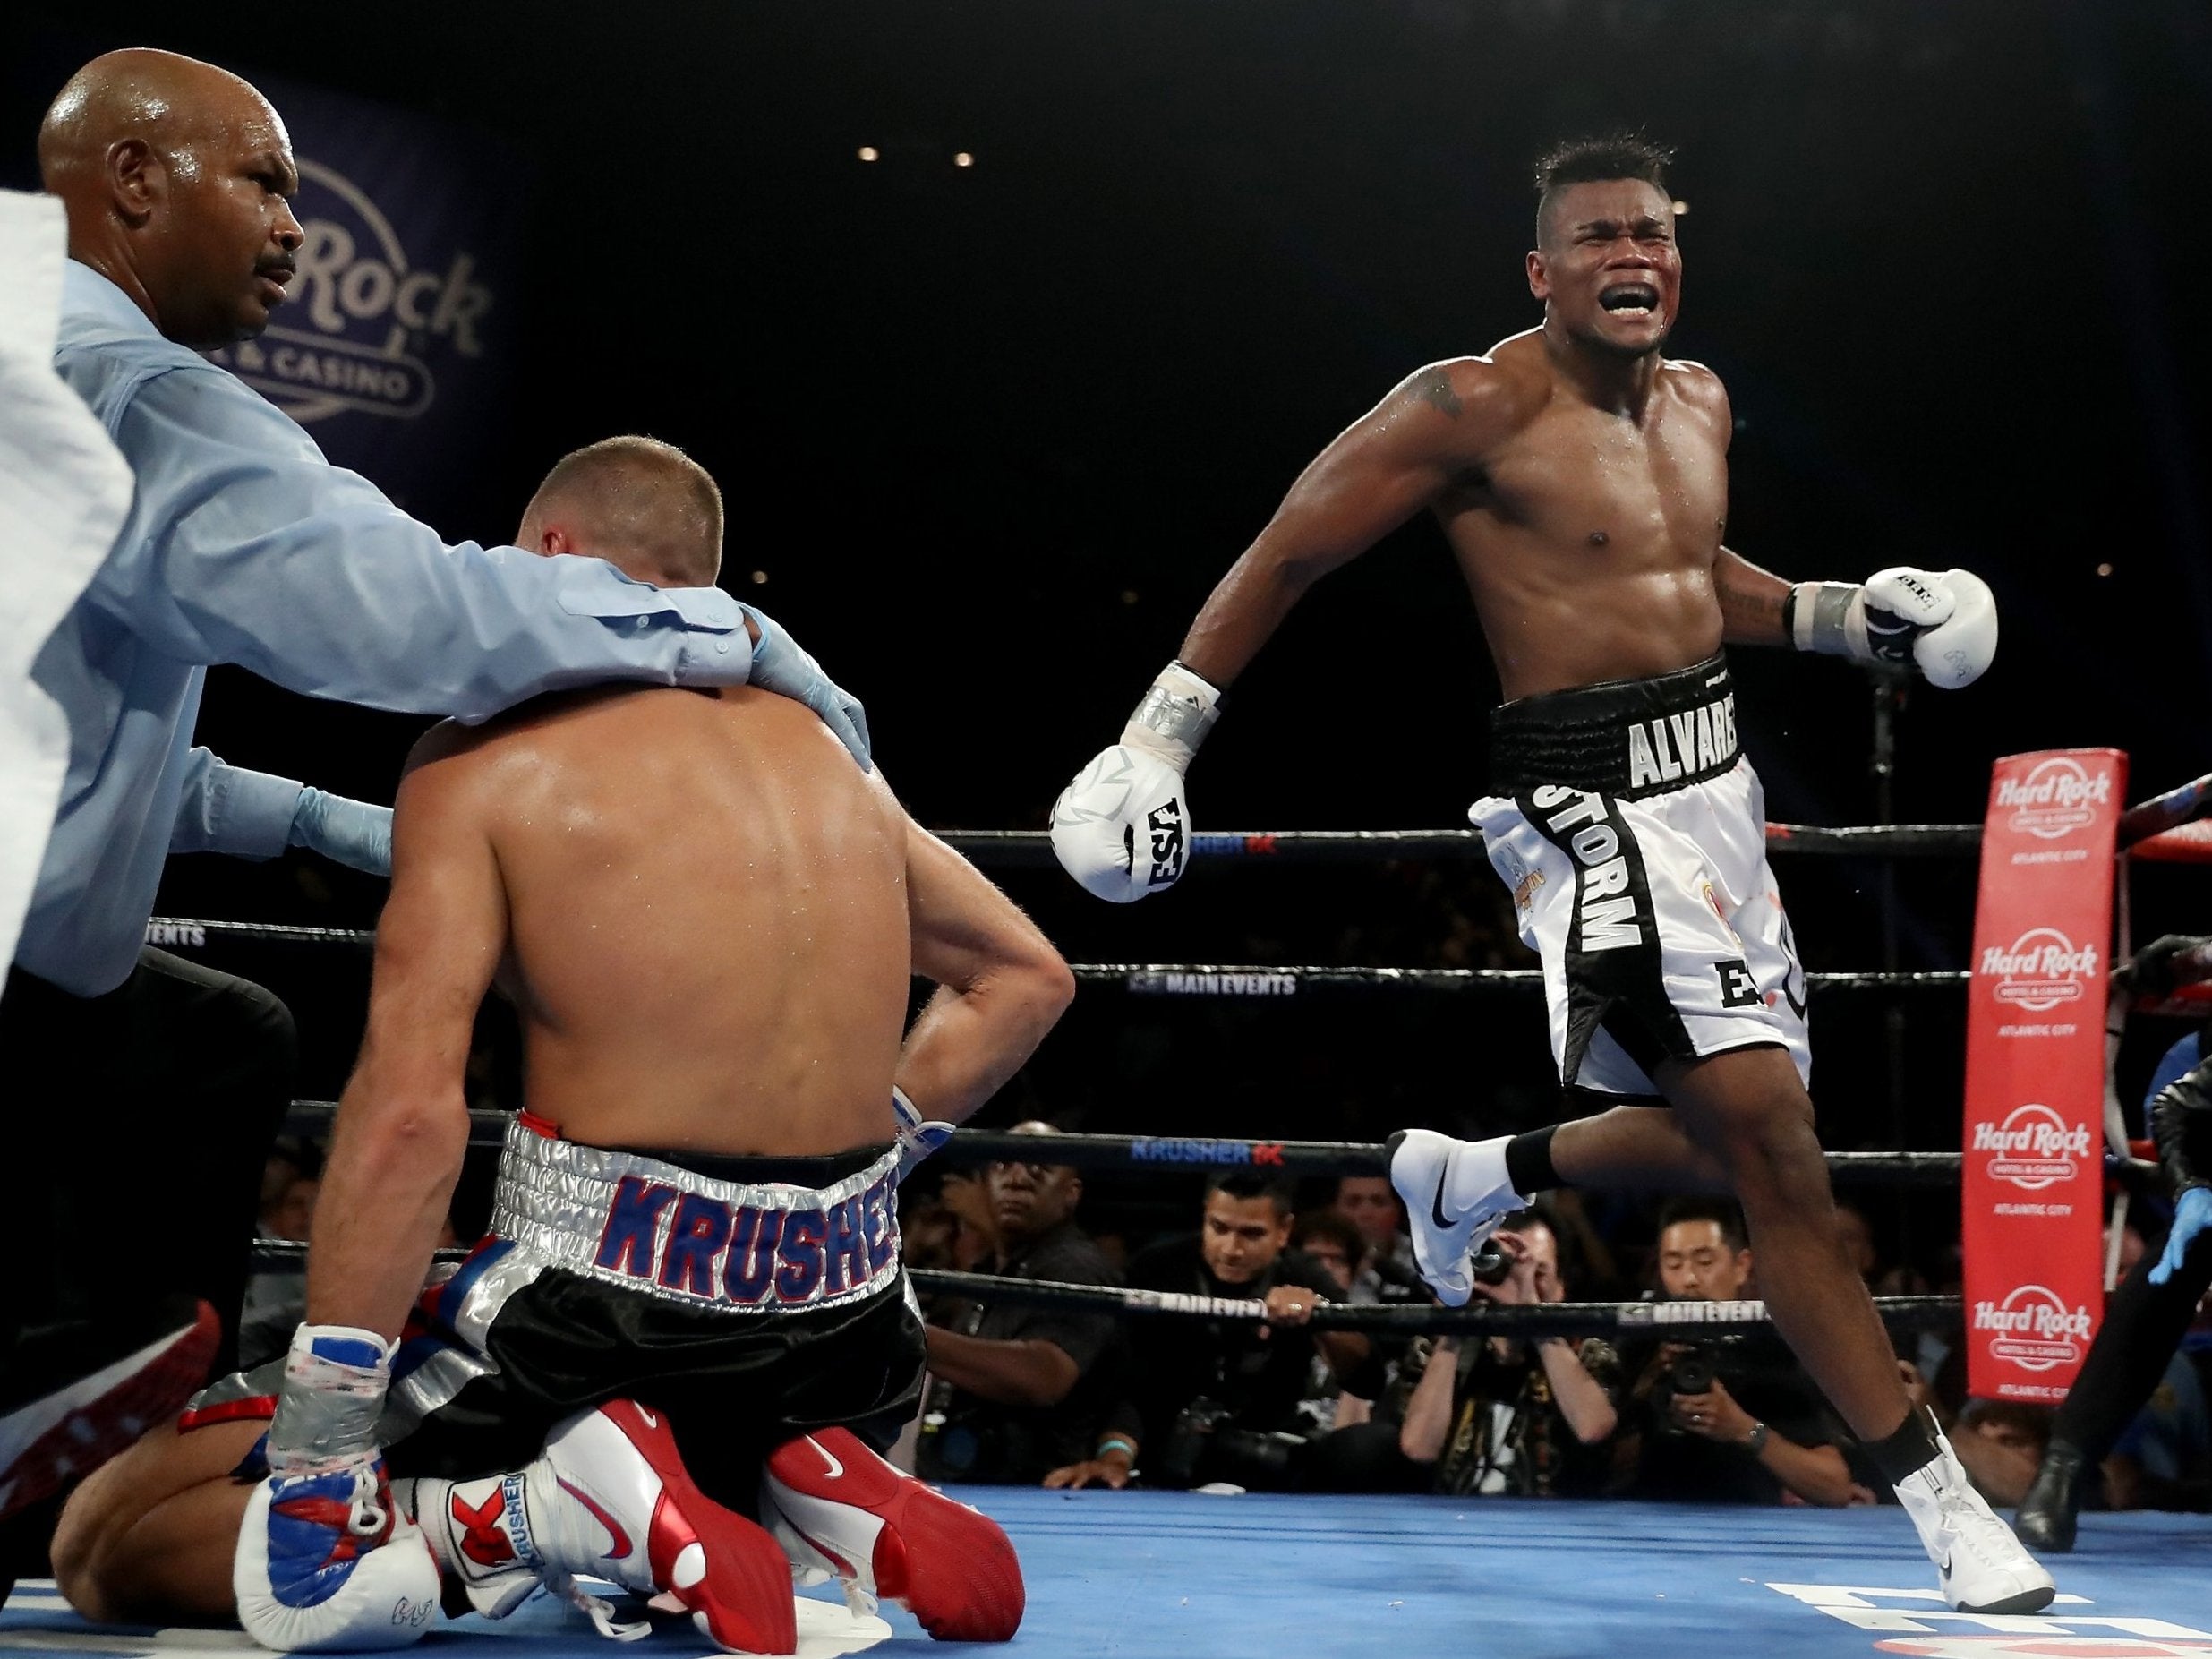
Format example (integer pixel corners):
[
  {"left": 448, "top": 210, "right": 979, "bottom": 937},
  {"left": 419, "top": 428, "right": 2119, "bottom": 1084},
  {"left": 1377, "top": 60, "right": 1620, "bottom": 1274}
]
[{"left": 24, "top": 261, "right": 751, "bottom": 996}]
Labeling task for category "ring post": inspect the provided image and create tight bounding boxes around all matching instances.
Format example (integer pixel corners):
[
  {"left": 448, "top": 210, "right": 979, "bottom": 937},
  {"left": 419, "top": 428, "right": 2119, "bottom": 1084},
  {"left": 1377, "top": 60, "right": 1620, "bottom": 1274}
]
[{"left": 1961, "top": 749, "right": 2125, "bottom": 1402}]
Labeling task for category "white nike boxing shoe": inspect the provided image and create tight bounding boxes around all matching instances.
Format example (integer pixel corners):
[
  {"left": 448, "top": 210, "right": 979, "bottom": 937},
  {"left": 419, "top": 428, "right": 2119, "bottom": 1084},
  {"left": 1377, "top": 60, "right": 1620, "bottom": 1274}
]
[
  {"left": 1893, "top": 1425, "right": 2056, "bottom": 1614},
  {"left": 762, "top": 1427, "right": 1024, "bottom": 1642},
  {"left": 413, "top": 1399, "right": 796, "bottom": 1654},
  {"left": 1385, "top": 1129, "right": 1524, "bottom": 1307}
]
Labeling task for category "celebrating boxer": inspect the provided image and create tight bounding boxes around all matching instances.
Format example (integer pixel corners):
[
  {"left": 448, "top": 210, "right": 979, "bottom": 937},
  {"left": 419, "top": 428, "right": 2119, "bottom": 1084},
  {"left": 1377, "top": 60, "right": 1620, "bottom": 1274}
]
[
  {"left": 4, "top": 47, "right": 873, "bottom": 1525},
  {"left": 54, "top": 438, "right": 1068, "bottom": 1652},
  {"left": 1050, "top": 134, "right": 2047, "bottom": 1612}
]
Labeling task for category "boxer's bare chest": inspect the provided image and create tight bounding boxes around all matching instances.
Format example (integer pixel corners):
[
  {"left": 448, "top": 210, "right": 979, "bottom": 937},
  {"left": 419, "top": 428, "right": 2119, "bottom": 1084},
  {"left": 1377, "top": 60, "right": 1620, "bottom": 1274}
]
[{"left": 1444, "top": 383, "right": 1729, "bottom": 587}]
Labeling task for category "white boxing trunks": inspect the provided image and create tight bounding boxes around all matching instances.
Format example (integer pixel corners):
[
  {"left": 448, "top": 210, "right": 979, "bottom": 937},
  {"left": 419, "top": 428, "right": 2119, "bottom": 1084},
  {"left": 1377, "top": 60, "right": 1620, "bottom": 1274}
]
[{"left": 1473, "top": 654, "right": 1810, "bottom": 1098}]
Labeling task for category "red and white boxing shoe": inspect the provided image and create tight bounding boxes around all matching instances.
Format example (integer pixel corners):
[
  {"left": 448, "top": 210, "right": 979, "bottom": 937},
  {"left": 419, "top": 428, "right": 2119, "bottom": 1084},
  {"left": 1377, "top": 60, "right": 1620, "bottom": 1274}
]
[
  {"left": 762, "top": 1428, "right": 1024, "bottom": 1642},
  {"left": 411, "top": 1399, "right": 795, "bottom": 1654}
]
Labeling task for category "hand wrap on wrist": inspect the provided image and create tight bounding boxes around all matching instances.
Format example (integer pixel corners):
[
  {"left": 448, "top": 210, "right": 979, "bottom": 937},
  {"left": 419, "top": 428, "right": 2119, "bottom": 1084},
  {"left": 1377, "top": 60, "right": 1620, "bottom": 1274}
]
[
  {"left": 268, "top": 1325, "right": 395, "bottom": 1475},
  {"left": 1119, "top": 662, "right": 1224, "bottom": 771}
]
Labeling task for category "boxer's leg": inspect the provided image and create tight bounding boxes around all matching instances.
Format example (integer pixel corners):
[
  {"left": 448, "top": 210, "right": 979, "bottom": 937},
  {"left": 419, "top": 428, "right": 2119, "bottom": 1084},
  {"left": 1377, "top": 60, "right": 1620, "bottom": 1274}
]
[
  {"left": 53, "top": 1418, "right": 260, "bottom": 1624},
  {"left": 1653, "top": 1045, "right": 1906, "bottom": 1438},
  {"left": 1549, "top": 1103, "right": 1731, "bottom": 1191},
  {"left": 1658, "top": 1042, "right": 2051, "bottom": 1614}
]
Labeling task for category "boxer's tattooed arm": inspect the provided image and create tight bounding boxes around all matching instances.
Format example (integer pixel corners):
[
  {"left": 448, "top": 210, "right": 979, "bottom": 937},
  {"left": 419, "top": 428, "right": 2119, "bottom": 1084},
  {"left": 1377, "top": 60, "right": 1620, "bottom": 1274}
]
[
  {"left": 1713, "top": 546, "right": 1791, "bottom": 646},
  {"left": 1411, "top": 366, "right": 1464, "bottom": 418}
]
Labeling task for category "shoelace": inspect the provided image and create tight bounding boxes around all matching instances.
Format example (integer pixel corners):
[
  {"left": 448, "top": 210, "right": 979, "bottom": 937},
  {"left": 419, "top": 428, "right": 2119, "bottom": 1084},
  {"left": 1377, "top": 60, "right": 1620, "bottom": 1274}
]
[
  {"left": 544, "top": 1569, "right": 649, "bottom": 1643},
  {"left": 345, "top": 1465, "right": 389, "bottom": 1540},
  {"left": 1936, "top": 1479, "right": 2023, "bottom": 1564}
]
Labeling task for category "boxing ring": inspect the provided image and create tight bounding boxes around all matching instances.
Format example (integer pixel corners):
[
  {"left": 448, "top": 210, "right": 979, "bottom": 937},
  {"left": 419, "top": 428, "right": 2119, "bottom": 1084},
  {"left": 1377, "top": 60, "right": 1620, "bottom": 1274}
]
[
  {"left": 21, "top": 757, "right": 2212, "bottom": 1656},
  {"left": 10, "top": 1495, "right": 2212, "bottom": 1657}
]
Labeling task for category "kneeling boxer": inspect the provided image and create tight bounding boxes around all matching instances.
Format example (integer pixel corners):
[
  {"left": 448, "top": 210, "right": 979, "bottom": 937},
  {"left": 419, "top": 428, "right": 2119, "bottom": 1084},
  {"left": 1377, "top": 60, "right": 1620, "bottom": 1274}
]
[{"left": 55, "top": 437, "right": 1072, "bottom": 1653}]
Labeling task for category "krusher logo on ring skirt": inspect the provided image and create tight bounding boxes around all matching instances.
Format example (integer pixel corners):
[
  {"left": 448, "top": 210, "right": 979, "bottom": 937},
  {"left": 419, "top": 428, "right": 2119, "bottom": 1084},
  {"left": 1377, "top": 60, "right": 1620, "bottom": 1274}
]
[{"left": 213, "top": 157, "right": 494, "bottom": 423}]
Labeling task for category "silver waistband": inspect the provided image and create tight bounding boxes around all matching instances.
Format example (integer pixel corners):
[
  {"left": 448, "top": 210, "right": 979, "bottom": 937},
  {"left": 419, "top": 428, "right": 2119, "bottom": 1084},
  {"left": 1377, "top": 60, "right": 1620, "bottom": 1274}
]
[{"left": 489, "top": 1119, "right": 903, "bottom": 1316}]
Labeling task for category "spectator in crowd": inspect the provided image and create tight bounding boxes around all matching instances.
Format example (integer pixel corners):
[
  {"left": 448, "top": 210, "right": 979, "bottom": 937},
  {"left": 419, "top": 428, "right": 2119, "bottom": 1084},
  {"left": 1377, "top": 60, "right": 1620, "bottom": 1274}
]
[
  {"left": 1620, "top": 1198, "right": 1856, "bottom": 1507},
  {"left": 899, "top": 1163, "right": 1001, "bottom": 1274},
  {"left": 236, "top": 1143, "right": 322, "bottom": 1368},
  {"left": 1291, "top": 1210, "right": 1366, "bottom": 1296},
  {"left": 1836, "top": 1201, "right": 1931, "bottom": 1297},
  {"left": 257, "top": 1147, "right": 319, "bottom": 1243},
  {"left": 1397, "top": 1206, "right": 1619, "bottom": 1496},
  {"left": 2103, "top": 1352, "right": 2212, "bottom": 1515},
  {"left": 1046, "top": 1171, "right": 1367, "bottom": 1492},
  {"left": 1288, "top": 1210, "right": 1375, "bottom": 1434},
  {"left": 1334, "top": 1176, "right": 1419, "bottom": 1300},
  {"left": 1946, "top": 1398, "right": 2054, "bottom": 1509},
  {"left": 936, "top": 1165, "right": 1003, "bottom": 1270},
  {"left": 917, "top": 1123, "right": 1121, "bottom": 1485}
]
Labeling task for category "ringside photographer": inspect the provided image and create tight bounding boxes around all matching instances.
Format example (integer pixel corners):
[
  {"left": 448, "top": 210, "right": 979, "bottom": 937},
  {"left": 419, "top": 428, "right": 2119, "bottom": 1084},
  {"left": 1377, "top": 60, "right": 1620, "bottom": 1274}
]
[{"left": 1621, "top": 1198, "right": 1856, "bottom": 1508}]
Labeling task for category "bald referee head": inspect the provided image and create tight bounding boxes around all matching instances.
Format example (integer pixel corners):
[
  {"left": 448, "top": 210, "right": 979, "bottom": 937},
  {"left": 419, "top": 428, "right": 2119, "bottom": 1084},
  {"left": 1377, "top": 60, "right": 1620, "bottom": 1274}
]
[{"left": 39, "top": 48, "right": 302, "bottom": 348}]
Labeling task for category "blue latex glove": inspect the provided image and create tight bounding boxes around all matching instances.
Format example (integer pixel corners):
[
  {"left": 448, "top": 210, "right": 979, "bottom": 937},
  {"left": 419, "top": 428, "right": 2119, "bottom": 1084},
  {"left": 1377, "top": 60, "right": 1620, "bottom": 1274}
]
[
  {"left": 289, "top": 788, "right": 393, "bottom": 876},
  {"left": 740, "top": 603, "right": 871, "bottom": 771},
  {"left": 2150, "top": 1186, "right": 2212, "bottom": 1286}
]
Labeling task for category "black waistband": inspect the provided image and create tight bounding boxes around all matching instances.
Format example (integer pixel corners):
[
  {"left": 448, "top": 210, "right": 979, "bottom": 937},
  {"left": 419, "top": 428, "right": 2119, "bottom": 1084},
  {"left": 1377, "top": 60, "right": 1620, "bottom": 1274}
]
[
  {"left": 1490, "top": 656, "right": 1740, "bottom": 798},
  {"left": 596, "top": 1139, "right": 896, "bottom": 1187}
]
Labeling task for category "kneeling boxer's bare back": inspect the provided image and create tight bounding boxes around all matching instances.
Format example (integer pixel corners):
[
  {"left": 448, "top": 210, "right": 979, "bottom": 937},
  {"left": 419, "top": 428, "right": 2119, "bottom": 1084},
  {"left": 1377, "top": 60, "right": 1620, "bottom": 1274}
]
[
  {"left": 59, "top": 438, "right": 1069, "bottom": 1653},
  {"left": 1052, "top": 136, "right": 2046, "bottom": 1613}
]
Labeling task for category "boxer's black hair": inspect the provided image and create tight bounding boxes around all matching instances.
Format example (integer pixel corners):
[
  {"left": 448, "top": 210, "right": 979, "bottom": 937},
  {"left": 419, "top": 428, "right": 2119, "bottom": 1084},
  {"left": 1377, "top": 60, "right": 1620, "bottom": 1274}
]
[
  {"left": 1207, "top": 1167, "right": 1295, "bottom": 1216},
  {"left": 1533, "top": 132, "right": 1676, "bottom": 244}
]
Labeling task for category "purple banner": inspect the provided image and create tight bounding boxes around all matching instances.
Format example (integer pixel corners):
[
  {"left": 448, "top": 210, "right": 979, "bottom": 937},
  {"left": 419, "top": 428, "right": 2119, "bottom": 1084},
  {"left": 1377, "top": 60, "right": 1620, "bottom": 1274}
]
[{"left": 207, "top": 74, "right": 525, "bottom": 505}]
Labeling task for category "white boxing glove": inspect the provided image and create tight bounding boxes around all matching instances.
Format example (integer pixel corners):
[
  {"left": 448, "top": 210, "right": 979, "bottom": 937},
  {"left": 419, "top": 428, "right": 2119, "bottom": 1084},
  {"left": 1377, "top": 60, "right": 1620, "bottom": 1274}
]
[
  {"left": 1785, "top": 566, "right": 1997, "bottom": 689},
  {"left": 1050, "top": 661, "right": 1222, "bottom": 902},
  {"left": 235, "top": 1463, "right": 441, "bottom": 1651}
]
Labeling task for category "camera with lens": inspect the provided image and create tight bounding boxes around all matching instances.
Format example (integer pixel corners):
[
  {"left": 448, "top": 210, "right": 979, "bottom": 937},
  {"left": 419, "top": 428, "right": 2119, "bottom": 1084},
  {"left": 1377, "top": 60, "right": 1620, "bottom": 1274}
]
[
  {"left": 1468, "top": 1243, "right": 1515, "bottom": 1288},
  {"left": 1666, "top": 1344, "right": 1718, "bottom": 1396},
  {"left": 1649, "top": 1339, "right": 1735, "bottom": 1437},
  {"left": 1155, "top": 1396, "right": 1234, "bottom": 1487},
  {"left": 1155, "top": 1394, "right": 1304, "bottom": 1490}
]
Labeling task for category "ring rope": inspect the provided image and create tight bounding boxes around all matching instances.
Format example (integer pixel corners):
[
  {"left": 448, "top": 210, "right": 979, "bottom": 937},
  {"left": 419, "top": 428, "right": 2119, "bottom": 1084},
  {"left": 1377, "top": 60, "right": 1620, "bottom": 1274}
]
[
  {"left": 935, "top": 824, "right": 1983, "bottom": 866},
  {"left": 237, "top": 1236, "right": 1958, "bottom": 1337},
  {"left": 275, "top": 1101, "right": 1988, "bottom": 1184},
  {"left": 153, "top": 919, "right": 1961, "bottom": 996},
  {"left": 901, "top": 1271, "right": 1965, "bottom": 1337}
]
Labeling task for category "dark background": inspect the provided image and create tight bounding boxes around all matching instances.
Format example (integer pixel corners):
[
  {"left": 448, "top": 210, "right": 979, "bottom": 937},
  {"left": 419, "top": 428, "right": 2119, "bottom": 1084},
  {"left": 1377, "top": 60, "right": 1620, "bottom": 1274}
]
[{"left": 9, "top": 1, "right": 2208, "bottom": 1271}]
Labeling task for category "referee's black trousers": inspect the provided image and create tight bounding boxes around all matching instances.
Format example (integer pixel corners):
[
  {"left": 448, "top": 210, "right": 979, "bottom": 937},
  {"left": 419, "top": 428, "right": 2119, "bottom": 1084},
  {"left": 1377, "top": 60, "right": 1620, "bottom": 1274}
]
[{"left": 0, "top": 945, "right": 295, "bottom": 1398}]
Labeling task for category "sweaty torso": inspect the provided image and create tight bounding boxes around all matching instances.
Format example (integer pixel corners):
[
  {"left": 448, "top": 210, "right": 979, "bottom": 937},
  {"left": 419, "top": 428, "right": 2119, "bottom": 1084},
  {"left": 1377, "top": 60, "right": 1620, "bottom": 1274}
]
[
  {"left": 467, "top": 686, "right": 909, "bottom": 1157},
  {"left": 1430, "top": 329, "right": 1733, "bottom": 701}
]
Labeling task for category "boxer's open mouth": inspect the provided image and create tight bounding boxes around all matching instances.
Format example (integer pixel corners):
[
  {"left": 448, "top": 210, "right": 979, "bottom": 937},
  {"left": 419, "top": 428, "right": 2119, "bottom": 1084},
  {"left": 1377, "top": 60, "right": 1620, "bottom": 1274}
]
[{"left": 1600, "top": 283, "right": 1659, "bottom": 317}]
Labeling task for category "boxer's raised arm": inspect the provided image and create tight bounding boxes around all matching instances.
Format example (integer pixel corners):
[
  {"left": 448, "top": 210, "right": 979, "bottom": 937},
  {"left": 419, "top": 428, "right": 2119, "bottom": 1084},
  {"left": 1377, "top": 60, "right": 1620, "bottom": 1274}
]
[
  {"left": 1178, "top": 360, "right": 1501, "bottom": 687},
  {"left": 1053, "top": 363, "right": 1507, "bottom": 902},
  {"left": 895, "top": 808, "right": 1075, "bottom": 1127},
  {"left": 305, "top": 728, "right": 507, "bottom": 1341}
]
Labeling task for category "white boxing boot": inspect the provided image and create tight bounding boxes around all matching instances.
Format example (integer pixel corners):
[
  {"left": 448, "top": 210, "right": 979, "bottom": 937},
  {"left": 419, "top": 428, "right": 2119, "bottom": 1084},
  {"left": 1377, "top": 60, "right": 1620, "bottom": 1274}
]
[
  {"left": 1385, "top": 1129, "right": 1526, "bottom": 1306},
  {"left": 412, "top": 1398, "right": 796, "bottom": 1654},
  {"left": 1894, "top": 1424, "right": 2057, "bottom": 1613}
]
